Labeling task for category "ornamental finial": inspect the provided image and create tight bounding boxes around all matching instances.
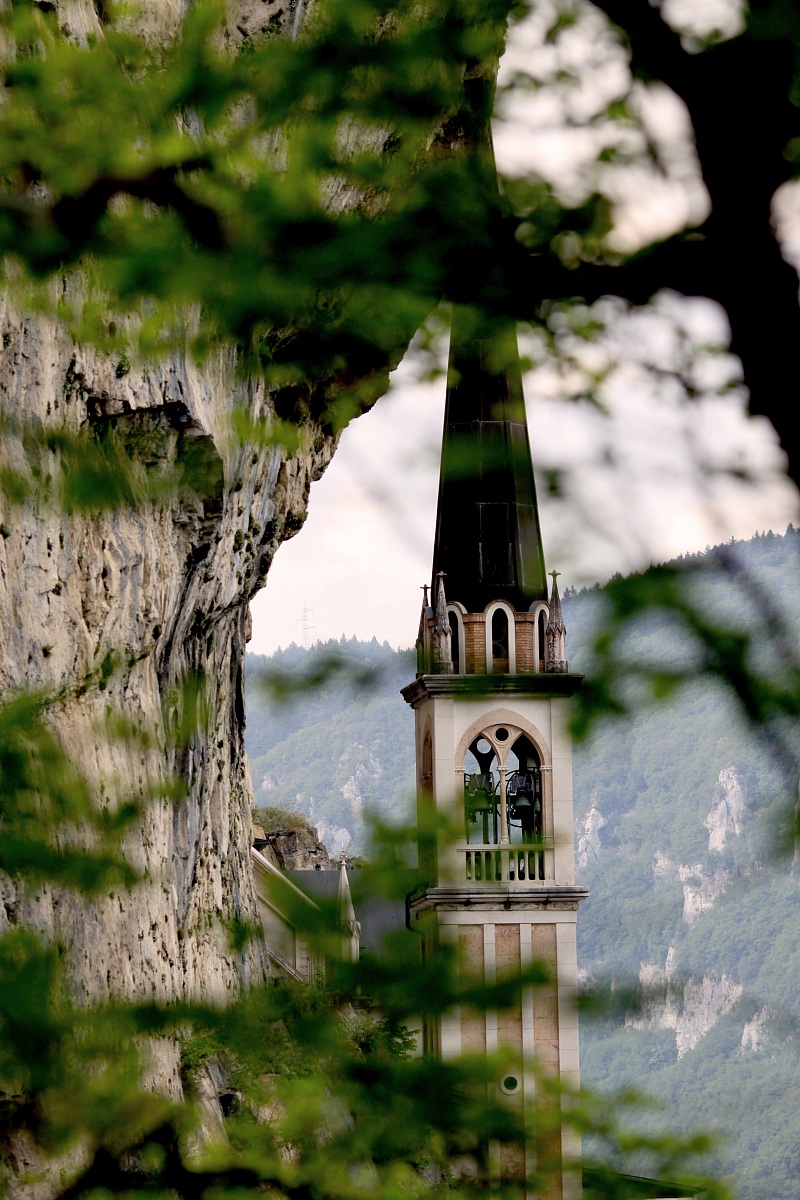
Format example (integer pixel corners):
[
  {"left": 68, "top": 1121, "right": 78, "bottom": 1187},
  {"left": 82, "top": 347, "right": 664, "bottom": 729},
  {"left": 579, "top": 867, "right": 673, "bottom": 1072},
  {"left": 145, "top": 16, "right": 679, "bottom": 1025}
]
[
  {"left": 432, "top": 571, "right": 453, "bottom": 674},
  {"left": 545, "top": 569, "right": 567, "bottom": 672}
]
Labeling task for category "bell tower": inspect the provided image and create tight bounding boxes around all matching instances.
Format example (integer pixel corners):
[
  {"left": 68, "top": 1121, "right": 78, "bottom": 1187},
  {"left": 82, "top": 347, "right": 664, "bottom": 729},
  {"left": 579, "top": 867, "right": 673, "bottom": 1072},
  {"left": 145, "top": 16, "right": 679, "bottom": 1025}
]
[{"left": 403, "top": 309, "right": 587, "bottom": 1200}]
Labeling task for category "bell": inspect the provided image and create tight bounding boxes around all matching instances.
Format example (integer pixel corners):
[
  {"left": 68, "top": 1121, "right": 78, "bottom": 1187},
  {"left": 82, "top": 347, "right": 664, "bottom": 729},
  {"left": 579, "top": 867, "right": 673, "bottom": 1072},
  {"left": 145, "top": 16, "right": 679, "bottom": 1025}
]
[{"left": 512, "top": 792, "right": 534, "bottom": 810}]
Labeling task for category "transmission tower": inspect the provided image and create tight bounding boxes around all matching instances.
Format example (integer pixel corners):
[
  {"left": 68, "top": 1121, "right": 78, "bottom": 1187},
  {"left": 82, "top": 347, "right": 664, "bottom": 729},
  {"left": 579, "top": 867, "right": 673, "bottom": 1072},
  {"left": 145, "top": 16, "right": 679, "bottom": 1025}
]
[{"left": 295, "top": 604, "right": 317, "bottom": 649}]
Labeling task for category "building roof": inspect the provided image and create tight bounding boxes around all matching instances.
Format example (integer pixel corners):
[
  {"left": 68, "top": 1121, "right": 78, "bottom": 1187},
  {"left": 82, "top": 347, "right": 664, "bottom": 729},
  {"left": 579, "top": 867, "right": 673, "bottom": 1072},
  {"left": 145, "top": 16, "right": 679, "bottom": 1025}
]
[
  {"left": 431, "top": 306, "right": 548, "bottom": 614},
  {"left": 286, "top": 867, "right": 419, "bottom": 958},
  {"left": 582, "top": 1166, "right": 699, "bottom": 1198}
]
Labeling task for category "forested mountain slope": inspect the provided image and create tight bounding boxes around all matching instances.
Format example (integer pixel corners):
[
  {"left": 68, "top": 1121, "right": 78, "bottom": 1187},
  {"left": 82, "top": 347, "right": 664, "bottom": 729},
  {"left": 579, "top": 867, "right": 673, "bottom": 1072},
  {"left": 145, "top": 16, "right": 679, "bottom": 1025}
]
[
  {"left": 245, "top": 527, "right": 800, "bottom": 1200},
  {"left": 246, "top": 637, "right": 416, "bottom": 855}
]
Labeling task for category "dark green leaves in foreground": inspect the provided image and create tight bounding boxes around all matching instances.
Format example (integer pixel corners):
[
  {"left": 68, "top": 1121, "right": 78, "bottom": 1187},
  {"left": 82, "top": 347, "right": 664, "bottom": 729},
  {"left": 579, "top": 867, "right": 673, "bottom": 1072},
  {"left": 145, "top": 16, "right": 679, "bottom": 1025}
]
[
  {"left": 0, "top": 856, "right": 729, "bottom": 1200},
  {"left": 0, "top": 634, "right": 733, "bottom": 1199},
  {"left": 0, "top": 0, "right": 516, "bottom": 378}
]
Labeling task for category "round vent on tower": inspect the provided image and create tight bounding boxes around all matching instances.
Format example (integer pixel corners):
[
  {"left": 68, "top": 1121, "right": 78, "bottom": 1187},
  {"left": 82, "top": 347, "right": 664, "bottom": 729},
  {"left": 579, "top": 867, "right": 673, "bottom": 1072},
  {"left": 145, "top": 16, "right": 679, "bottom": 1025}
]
[{"left": 500, "top": 1073, "right": 521, "bottom": 1095}]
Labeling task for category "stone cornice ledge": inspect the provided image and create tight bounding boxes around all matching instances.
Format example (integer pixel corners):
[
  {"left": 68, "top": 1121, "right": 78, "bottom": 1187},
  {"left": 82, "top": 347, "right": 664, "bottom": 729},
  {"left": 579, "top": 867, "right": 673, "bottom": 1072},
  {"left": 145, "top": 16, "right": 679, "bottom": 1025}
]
[
  {"left": 408, "top": 885, "right": 589, "bottom": 912},
  {"left": 401, "top": 673, "right": 584, "bottom": 707}
]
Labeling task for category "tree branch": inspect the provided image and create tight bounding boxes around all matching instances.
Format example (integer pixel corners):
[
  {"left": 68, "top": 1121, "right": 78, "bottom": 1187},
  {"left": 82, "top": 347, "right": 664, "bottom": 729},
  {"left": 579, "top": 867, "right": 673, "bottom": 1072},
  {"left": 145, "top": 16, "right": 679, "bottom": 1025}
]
[{"left": 585, "top": 1, "right": 800, "bottom": 490}]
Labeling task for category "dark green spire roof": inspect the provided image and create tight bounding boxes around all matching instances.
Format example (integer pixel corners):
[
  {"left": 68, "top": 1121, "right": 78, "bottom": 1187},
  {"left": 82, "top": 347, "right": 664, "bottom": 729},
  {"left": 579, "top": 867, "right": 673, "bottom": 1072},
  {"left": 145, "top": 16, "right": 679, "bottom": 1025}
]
[{"left": 430, "top": 307, "right": 547, "bottom": 613}]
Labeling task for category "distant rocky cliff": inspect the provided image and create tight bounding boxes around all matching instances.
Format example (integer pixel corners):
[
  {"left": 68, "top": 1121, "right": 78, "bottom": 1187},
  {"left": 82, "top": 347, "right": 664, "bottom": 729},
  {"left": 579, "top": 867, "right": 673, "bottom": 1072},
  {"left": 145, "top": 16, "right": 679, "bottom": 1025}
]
[
  {"left": 253, "top": 813, "right": 336, "bottom": 871},
  {"left": 587, "top": 765, "right": 751, "bottom": 1053},
  {"left": 627, "top": 956, "right": 743, "bottom": 1060}
]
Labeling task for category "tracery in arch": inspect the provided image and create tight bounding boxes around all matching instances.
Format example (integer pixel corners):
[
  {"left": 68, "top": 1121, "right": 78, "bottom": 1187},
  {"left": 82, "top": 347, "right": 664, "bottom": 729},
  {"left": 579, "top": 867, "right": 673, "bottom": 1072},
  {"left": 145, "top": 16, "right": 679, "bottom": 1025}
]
[
  {"left": 506, "top": 734, "right": 542, "bottom": 847},
  {"left": 463, "top": 734, "right": 499, "bottom": 845},
  {"left": 462, "top": 728, "right": 543, "bottom": 847}
]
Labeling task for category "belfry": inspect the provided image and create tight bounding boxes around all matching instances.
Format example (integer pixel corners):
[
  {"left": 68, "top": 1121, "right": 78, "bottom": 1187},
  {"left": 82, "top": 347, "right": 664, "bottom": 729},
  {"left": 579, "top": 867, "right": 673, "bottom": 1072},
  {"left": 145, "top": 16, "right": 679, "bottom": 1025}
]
[{"left": 403, "top": 309, "right": 587, "bottom": 1200}]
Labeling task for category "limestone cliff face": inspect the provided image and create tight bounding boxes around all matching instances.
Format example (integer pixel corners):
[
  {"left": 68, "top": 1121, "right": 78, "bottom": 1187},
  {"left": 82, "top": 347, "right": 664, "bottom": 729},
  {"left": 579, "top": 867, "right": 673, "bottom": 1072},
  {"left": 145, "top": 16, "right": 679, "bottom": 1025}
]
[
  {"left": 676, "top": 862, "right": 732, "bottom": 925},
  {"left": 650, "top": 767, "right": 747, "bottom": 925},
  {"left": 740, "top": 1005, "right": 773, "bottom": 1053},
  {"left": 0, "top": 0, "right": 368, "bottom": 1053},
  {"left": 651, "top": 849, "right": 730, "bottom": 924},
  {"left": 628, "top": 952, "right": 743, "bottom": 1059},
  {"left": 619, "top": 767, "right": 753, "bottom": 1059},
  {"left": 46, "top": 0, "right": 292, "bottom": 52},
  {"left": 0, "top": 296, "right": 340, "bottom": 1185},
  {"left": 0, "top": 304, "right": 336, "bottom": 1029},
  {"left": 704, "top": 765, "right": 746, "bottom": 854},
  {"left": 576, "top": 801, "right": 606, "bottom": 870},
  {"left": 253, "top": 818, "right": 336, "bottom": 871}
]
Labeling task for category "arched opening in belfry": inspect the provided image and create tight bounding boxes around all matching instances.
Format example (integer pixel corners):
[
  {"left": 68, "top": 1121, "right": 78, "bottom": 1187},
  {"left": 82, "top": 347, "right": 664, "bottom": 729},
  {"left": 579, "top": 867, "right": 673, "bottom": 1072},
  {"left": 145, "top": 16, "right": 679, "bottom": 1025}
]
[
  {"left": 419, "top": 730, "right": 436, "bottom": 875},
  {"left": 463, "top": 735, "right": 499, "bottom": 844},
  {"left": 537, "top": 610, "right": 546, "bottom": 671},
  {"left": 421, "top": 730, "right": 433, "bottom": 793},
  {"left": 491, "top": 608, "right": 510, "bottom": 671},
  {"left": 448, "top": 610, "right": 460, "bottom": 673},
  {"left": 506, "top": 734, "right": 542, "bottom": 847}
]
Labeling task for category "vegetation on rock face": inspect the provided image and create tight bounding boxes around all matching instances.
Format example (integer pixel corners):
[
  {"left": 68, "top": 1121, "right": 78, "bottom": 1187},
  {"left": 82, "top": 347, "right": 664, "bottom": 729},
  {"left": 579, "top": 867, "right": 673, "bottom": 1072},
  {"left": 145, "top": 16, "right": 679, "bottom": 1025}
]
[
  {"left": 567, "top": 538, "right": 800, "bottom": 1200},
  {"left": 245, "top": 527, "right": 800, "bottom": 1200},
  {"left": 253, "top": 804, "right": 311, "bottom": 832}
]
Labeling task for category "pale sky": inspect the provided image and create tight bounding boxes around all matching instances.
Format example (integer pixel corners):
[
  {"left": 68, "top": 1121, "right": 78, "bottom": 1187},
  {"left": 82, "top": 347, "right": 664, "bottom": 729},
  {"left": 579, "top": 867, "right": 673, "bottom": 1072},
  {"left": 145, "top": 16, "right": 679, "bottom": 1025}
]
[
  {"left": 249, "top": 2, "right": 799, "bottom": 657},
  {"left": 249, "top": 336, "right": 797, "bottom": 656}
]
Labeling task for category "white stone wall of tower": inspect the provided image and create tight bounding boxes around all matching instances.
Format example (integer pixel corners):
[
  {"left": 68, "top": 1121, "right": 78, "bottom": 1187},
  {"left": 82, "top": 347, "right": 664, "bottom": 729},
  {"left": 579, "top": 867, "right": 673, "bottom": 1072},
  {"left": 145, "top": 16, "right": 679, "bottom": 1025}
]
[{"left": 414, "top": 694, "right": 577, "bottom": 887}]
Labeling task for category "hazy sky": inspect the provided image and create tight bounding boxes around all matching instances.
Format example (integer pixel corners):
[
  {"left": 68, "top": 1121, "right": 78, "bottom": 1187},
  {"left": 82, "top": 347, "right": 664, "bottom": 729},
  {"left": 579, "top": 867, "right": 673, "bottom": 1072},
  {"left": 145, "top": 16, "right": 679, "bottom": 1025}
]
[
  {"left": 249, "top": 2, "right": 799, "bottom": 657},
  {"left": 249, "top": 339, "right": 796, "bottom": 656}
]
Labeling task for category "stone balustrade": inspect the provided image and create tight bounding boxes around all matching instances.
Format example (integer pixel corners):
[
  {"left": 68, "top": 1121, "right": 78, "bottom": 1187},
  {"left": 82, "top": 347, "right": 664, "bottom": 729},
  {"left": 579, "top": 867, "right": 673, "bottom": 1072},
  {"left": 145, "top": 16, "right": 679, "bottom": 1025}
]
[{"left": 460, "top": 843, "right": 554, "bottom": 886}]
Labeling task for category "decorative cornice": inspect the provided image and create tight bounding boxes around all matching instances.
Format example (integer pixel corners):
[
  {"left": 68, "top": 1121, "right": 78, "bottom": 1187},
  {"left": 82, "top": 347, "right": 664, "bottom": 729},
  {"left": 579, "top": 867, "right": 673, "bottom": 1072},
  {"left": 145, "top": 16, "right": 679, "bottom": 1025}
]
[
  {"left": 408, "top": 884, "right": 589, "bottom": 913},
  {"left": 401, "top": 672, "right": 584, "bottom": 707}
]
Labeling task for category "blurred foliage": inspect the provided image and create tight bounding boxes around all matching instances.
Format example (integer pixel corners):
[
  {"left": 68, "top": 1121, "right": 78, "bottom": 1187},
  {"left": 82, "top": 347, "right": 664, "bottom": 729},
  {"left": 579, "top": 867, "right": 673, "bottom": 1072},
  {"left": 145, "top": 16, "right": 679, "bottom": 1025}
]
[
  {"left": 0, "top": 0, "right": 513, "bottom": 385},
  {"left": 0, "top": 0, "right": 798, "bottom": 1196},
  {"left": 245, "top": 532, "right": 800, "bottom": 1195},
  {"left": 548, "top": 531, "right": 800, "bottom": 1200},
  {"left": 0, "top": 0, "right": 797, "bottom": 483},
  {"left": 0, "top": 623, "right": 729, "bottom": 1200},
  {"left": 0, "top": 720, "right": 729, "bottom": 1199}
]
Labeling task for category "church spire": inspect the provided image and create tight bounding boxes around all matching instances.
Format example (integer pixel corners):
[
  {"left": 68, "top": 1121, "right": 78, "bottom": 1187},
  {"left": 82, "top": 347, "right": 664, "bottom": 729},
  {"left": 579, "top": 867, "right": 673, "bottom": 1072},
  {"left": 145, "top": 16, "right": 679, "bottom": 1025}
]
[{"left": 431, "top": 306, "right": 548, "bottom": 614}]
